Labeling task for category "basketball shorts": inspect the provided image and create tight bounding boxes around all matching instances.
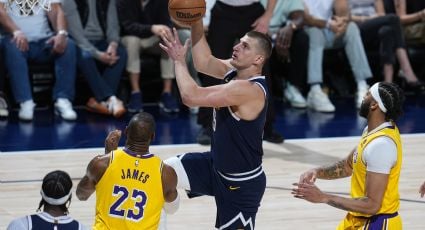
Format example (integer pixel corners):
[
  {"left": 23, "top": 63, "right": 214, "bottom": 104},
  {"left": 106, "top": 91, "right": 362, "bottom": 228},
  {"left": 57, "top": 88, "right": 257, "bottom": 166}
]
[
  {"left": 337, "top": 212, "right": 402, "bottom": 230},
  {"left": 178, "top": 152, "right": 266, "bottom": 230}
]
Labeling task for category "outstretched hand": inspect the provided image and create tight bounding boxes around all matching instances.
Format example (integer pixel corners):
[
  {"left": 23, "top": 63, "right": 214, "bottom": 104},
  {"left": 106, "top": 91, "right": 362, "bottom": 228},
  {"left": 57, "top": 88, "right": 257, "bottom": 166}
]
[
  {"left": 105, "top": 129, "right": 122, "bottom": 154},
  {"left": 299, "top": 169, "right": 318, "bottom": 184},
  {"left": 159, "top": 27, "right": 190, "bottom": 63},
  {"left": 292, "top": 182, "right": 327, "bottom": 203}
]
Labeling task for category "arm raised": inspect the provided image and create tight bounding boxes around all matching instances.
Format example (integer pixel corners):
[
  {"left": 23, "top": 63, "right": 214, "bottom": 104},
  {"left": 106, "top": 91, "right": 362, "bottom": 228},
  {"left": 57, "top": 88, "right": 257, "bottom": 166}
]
[{"left": 190, "top": 20, "right": 232, "bottom": 79}]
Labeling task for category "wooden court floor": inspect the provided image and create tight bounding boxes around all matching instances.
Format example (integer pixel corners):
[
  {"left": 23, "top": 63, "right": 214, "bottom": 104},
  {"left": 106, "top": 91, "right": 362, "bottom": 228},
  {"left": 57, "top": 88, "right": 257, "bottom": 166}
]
[{"left": 1, "top": 134, "right": 424, "bottom": 229}]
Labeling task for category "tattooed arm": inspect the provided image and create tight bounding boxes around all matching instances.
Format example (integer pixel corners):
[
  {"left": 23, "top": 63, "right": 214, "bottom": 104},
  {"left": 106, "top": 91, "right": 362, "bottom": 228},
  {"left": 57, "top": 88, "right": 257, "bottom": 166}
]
[
  {"left": 294, "top": 147, "right": 389, "bottom": 215},
  {"left": 293, "top": 171, "right": 389, "bottom": 215},
  {"left": 299, "top": 148, "right": 354, "bottom": 184}
]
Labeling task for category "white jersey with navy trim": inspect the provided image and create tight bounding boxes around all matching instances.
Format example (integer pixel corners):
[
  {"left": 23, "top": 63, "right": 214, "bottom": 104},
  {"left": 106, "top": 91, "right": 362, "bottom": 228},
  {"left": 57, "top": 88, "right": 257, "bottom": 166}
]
[
  {"left": 7, "top": 212, "right": 88, "bottom": 230},
  {"left": 211, "top": 70, "right": 268, "bottom": 173}
]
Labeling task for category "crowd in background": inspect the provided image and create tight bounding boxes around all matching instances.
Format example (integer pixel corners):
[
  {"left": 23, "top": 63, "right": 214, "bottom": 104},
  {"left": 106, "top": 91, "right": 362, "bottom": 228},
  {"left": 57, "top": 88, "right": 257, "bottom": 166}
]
[{"left": 0, "top": 0, "right": 424, "bottom": 145}]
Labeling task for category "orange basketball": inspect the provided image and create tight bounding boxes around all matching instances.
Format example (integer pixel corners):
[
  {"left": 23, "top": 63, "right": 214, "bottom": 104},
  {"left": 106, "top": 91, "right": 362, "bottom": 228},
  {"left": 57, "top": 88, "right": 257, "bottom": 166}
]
[{"left": 168, "top": 0, "right": 206, "bottom": 25}]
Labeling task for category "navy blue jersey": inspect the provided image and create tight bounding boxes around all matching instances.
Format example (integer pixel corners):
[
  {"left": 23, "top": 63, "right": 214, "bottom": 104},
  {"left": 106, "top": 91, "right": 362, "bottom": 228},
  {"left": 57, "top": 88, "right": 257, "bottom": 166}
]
[
  {"left": 211, "top": 70, "right": 268, "bottom": 173},
  {"left": 30, "top": 214, "right": 80, "bottom": 230}
]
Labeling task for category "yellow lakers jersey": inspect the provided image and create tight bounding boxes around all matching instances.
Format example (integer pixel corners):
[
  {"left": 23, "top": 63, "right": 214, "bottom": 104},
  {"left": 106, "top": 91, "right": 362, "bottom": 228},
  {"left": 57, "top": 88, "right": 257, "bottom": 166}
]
[
  {"left": 93, "top": 149, "right": 165, "bottom": 230},
  {"left": 350, "top": 123, "right": 402, "bottom": 217}
]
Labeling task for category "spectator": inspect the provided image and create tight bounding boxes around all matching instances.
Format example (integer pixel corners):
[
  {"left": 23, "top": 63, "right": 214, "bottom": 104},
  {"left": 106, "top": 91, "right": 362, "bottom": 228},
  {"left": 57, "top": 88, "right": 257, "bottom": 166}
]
[
  {"left": 117, "top": 0, "right": 179, "bottom": 113},
  {"left": 303, "top": 0, "right": 372, "bottom": 112},
  {"left": 62, "top": 0, "right": 127, "bottom": 118},
  {"left": 197, "top": 0, "right": 284, "bottom": 145},
  {"left": 0, "top": 39, "right": 8, "bottom": 118},
  {"left": 349, "top": 0, "right": 424, "bottom": 91},
  {"left": 265, "top": 0, "right": 309, "bottom": 109},
  {"left": 386, "top": 0, "right": 425, "bottom": 45},
  {"left": 7, "top": 170, "right": 88, "bottom": 230},
  {"left": 0, "top": 0, "right": 77, "bottom": 121}
]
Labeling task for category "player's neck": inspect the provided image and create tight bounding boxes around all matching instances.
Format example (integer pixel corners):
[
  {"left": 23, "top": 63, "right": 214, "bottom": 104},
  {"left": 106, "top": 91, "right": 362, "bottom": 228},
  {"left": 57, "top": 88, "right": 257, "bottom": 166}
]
[
  {"left": 236, "top": 67, "right": 262, "bottom": 80},
  {"left": 44, "top": 206, "right": 67, "bottom": 217},
  {"left": 124, "top": 144, "right": 150, "bottom": 156},
  {"left": 367, "top": 114, "right": 387, "bottom": 132}
]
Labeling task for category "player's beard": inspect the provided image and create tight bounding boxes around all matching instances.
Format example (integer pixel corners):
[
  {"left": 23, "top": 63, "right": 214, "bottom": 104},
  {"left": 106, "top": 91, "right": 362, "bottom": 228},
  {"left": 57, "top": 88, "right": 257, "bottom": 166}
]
[{"left": 359, "top": 99, "right": 371, "bottom": 118}]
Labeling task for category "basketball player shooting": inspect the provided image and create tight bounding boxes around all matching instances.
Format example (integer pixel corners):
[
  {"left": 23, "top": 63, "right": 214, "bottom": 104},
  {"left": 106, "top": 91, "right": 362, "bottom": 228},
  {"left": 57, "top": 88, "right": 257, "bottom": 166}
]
[{"left": 160, "top": 15, "right": 273, "bottom": 229}]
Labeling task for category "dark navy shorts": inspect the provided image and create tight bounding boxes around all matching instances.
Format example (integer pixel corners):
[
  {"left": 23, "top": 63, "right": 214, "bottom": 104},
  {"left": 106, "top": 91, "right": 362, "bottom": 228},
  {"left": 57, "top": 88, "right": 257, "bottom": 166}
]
[{"left": 180, "top": 152, "right": 266, "bottom": 230}]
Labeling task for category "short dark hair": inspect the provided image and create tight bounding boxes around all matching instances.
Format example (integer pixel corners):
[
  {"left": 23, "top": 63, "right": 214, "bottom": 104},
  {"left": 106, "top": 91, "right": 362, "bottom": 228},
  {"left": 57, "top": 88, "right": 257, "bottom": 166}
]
[
  {"left": 38, "top": 170, "right": 73, "bottom": 213},
  {"left": 378, "top": 82, "right": 405, "bottom": 121},
  {"left": 246, "top": 31, "right": 272, "bottom": 59},
  {"left": 127, "top": 112, "right": 156, "bottom": 143}
]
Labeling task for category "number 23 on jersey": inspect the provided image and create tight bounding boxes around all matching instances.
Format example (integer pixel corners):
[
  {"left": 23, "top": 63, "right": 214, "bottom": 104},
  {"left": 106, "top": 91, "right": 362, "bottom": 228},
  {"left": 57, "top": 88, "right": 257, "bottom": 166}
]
[{"left": 109, "top": 185, "right": 148, "bottom": 222}]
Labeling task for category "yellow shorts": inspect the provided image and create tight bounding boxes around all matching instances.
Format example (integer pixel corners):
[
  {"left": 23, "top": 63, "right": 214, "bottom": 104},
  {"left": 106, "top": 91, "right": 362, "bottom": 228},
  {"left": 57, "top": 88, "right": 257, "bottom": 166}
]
[{"left": 336, "top": 213, "right": 402, "bottom": 230}]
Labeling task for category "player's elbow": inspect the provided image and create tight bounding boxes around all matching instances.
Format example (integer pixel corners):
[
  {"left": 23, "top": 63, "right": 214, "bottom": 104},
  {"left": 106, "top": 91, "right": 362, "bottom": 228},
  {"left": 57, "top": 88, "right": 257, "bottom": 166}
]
[
  {"left": 180, "top": 90, "right": 200, "bottom": 107},
  {"left": 181, "top": 95, "right": 195, "bottom": 107},
  {"left": 364, "top": 204, "right": 381, "bottom": 215},
  {"left": 76, "top": 189, "right": 89, "bottom": 201},
  {"left": 76, "top": 193, "right": 88, "bottom": 201}
]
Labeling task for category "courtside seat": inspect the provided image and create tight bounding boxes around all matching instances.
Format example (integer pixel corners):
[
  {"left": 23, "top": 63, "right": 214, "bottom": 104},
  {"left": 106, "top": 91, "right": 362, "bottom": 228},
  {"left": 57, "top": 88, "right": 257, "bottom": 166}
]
[{"left": 5, "top": 53, "right": 166, "bottom": 108}]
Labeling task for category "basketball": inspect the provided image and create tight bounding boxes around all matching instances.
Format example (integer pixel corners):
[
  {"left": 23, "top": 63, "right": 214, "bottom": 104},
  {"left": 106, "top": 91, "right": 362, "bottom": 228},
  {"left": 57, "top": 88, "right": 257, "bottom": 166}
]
[{"left": 168, "top": 0, "right": 206, "bottom": 25}]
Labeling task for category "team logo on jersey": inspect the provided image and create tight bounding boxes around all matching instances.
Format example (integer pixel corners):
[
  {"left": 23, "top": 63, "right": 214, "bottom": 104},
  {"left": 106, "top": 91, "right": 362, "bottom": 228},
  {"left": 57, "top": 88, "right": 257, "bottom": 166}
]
[
  {"left": 135, "top": 160, "right": 139, "bottom": 167},
  {"left": 353, "top": 150, "right": 358, "bottom": 163}
]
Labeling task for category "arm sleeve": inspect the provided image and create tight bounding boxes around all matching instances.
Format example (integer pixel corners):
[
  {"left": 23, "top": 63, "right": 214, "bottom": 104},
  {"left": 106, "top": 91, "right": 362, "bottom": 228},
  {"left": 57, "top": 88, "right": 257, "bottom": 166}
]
[
  {"left": 62, "top": 0, "right": 99, "bottom": 57},
  {"left": 7, "top": 216, "right": 29, "bottom": 230},
  {"left": 116, "top": 0, "right": 152, "bottom": 37},
  {"left": 363, "top": 136, "right": 397, "bottom": 174},
  {"left": 163, "top": 192, "right": 180, "bottom": 214},
  {"left": 106, "top": 0, "right": 120, "bottom": 43}
]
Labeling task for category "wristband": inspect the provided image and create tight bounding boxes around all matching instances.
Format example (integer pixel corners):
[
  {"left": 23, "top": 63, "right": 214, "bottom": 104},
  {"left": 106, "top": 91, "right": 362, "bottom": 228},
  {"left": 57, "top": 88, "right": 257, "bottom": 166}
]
[{"left": 57, "top": 29, "right": 68, "bottom": 36}]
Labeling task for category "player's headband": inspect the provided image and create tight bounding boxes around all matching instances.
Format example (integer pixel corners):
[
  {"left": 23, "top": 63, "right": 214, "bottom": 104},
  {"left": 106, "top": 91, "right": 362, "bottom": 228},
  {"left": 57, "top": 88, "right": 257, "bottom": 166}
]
[
  {"left": 40, "top": 190, "right": 72, "bottom": 205},
  {"left": 370, "top": 82, "right": 387, "bottom": 113}
]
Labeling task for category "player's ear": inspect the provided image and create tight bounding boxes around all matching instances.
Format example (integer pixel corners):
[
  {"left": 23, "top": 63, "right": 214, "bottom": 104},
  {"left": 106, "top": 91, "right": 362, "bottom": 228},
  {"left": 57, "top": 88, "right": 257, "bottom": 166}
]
[
  {"left": 370, "top": 100, "right": 379, "bottom": 111},
  {"left": 151, "top": 132, "right": 156, "bottom": 142},
  {"left": 254, "top": 55, "right": 264, "bottom": 65}
]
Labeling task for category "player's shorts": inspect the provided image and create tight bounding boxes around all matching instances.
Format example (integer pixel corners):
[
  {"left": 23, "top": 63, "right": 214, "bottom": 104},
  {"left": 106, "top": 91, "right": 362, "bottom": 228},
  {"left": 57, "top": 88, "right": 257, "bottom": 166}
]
[
  {"left": 178, "top": 152, "right": 266, "bottom": 230},
  {"left": 336, "top": 212, "right": 402, "bottom": 230}
]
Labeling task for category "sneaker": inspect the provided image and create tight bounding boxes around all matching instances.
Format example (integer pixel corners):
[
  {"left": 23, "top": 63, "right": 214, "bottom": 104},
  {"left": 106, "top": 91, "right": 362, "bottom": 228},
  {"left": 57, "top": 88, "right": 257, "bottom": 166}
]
[
  {"left": 284, "top": 83, "right": 307, "bottom": 108},
  {"left": 356, "top": 84, "right": 369, "bottom": 109},
  {"left": 263, "top": 130, "right": 284, "bottom": 143},
  {"left": 19, "top": 100, "right": 36, "bottom": 121},
  {"left": 197, "top": 127, "right": 212, "bottom": 145},
  {"left": 159, "top": 93, "right": 179, "bottom": 113},
  {"left": 307, "top": 88, "right": 335, "bottom": 112},
  {"left": 55, "top": 98, "right": 77, "bottom": 121},
  {"left": 0, "top": 93, "right": 9, "bottom": 118},
  {"left": 86, "top": 97, "right": 110, "bottom": 115},
  {"left": 106, "top": 96, "right": 126, "bottom": 118},
  {"left": 128, "top": 92, "right": 143, "bottom": 113}
]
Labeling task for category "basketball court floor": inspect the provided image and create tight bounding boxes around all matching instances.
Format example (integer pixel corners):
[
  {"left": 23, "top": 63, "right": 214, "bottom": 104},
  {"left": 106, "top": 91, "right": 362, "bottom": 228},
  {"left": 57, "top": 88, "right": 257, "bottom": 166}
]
[{"left": 1, "top": 96, "right": 425, "bottom": 229}]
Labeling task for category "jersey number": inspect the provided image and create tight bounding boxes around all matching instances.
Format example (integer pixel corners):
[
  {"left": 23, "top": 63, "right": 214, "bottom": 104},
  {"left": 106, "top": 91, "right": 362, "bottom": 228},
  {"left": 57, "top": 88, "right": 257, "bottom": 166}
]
[{"left": 109, "top": 185, "right": 147, "bottom": 222}]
